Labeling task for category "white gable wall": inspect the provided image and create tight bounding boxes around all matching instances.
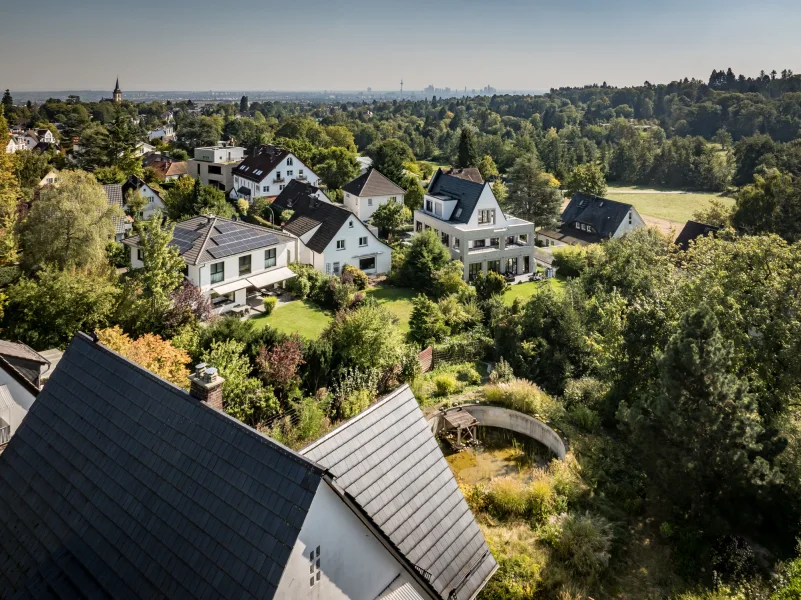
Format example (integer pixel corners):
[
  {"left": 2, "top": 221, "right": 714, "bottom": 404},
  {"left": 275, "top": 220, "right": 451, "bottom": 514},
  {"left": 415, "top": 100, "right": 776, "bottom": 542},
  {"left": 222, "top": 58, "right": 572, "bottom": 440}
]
[
  {"left": 133, "top": 183, "right": 167, "bottom": 220},
  {"left": 276, "top": 480, "right": 426, "bottom": 600},
  {"left": 233, "top": 154, "right": 320, "bottom": 201},
  {"left": 343, "top": 192, "right": 403, "bottom": 222},
  {"left": 0, "top": 369, "right": 36, "bottom": 436},
  {"left": 319, "top": 216, "right": 391, "bottom": 275},
  {"left": 464, "top": 184, "right": 508, "bottom": 228}
]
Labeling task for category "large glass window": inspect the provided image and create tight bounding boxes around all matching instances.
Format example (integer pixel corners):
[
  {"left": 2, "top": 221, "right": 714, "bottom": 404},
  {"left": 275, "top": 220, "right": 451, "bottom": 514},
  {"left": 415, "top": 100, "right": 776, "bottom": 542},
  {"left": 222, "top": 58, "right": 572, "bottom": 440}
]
[
  {"left": 210, "top": 261, "right": 224, "bottom": 283},
  {"left": 265, "top": 248, "right": 276, "bottom": 269},
  {"left": 239, "top": 255, "right": 251, "bottom": 276},
  {"left": 478, "top": 209, "right": 495, "bottom": 225},
  {"left": 359, "top": 257, "right": 376, "bottom": 271},
  {"left": 488, "top": 260, "right": 500, "bottom": 273},
  {"left": 425, "top": 199, "right": 433, "bottom": 212},
  {"left": 358, "top": 237, "right": 367, "bottom": 247},
  {"left": 468, "top": 262, "right": 482, "bottom": 281}
]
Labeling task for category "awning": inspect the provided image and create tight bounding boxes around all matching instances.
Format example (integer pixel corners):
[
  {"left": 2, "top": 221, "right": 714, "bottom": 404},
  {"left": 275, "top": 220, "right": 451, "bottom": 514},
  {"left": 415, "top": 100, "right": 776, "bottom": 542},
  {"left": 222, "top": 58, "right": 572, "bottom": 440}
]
[
  {"left": 211, "top": 280, "right": 250, "bottom": 295},
  {"left": 246, "top": 266, "right": 296, "bottom": 288},
  {"left": 351, "top": 251, "right": 384, "bottom": 259}
]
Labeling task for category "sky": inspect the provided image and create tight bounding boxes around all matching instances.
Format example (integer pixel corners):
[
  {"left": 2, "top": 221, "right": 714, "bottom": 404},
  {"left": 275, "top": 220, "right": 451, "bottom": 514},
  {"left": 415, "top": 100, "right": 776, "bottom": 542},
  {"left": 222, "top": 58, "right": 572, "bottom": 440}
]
[{"left": 1, "top": 0, "right": 800, "bottom": 92}]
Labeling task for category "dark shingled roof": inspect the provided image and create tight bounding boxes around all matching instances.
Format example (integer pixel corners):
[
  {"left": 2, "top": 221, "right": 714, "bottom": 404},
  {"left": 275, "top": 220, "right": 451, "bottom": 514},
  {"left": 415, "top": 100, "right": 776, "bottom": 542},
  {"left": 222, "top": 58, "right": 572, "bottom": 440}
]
[
  {"left": 560, "top": 192, "right": 635, "bottom": 240},
  {"left": 122, "top": 215, "right": 293, "bottom": 266},
  {"left": 342, "top": 169, "right": 406, "bottom": 198},
  {"left": 102, "top": 184, "right": 128, "bottom": 236},
  {"left": 426, "top": 169, "right": 486, "bottom": 224},
  {"left": 0, "top": 333, "right": 324, "bottom": 599},
  {"left": 674, "top": 220, "right": 719, "bottom": 250},
  {"left": 280, "top": 192, "right": 355, "bottom": 254},
  {"left": 444, "top": 167, "right": 484, "bottom": 184},
  {"left": 301, "top": 385, "right": 497, "bottom": 600},
  {"left": 272, "top": 179, "right": 325, "bottom": 212},
  {"left": 232, "top": 145, "right": 289, "bottom": 183}
]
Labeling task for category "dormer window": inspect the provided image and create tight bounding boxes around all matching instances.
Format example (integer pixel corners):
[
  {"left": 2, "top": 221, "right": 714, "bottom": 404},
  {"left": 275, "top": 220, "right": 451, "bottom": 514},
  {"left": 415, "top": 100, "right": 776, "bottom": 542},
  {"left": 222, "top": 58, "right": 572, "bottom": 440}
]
[
  {"left": 575, "top": 222, "right": 581, "bottom": 229},
  {"left": 425, "top": 199, "right": 433, "bottom": 212}
]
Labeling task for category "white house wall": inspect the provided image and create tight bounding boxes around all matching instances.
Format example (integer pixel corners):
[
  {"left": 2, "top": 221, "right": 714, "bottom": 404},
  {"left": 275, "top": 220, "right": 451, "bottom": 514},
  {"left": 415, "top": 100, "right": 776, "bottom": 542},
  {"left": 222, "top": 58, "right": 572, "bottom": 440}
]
[
  {"left": 464, "top": 185, "right": 508, "bottom": 228},
  {"left": 319, "top": 217, "right": 391, "bottom": 275},
  {"left": 343, "top": 192, "right": 403, "bottom": 222},
  {"left": 0, "top": 370, "right": 36, "bottom": 437},
  {"left": 276, "top": 480, "right": 423, "bottom": 600},
  {"left": 233, "top": 155, "right": 320, "bottom": 201}
]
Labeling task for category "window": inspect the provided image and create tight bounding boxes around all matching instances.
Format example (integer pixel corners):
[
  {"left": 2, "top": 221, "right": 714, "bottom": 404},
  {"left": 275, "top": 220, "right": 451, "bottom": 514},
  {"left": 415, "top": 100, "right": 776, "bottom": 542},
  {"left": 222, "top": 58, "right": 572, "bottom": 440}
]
[
  {"left": 279, "top": 184, "right": 284, "bottom": 190},
  {"left": 367, "top": 198, "right": 373, "bottom": 206},
  {"left": 490, "top": 237, "right": 499, "bottom": 247},
  {"left": 575, "top": 222, "right": 581, "bottom": 229},
  {"left": 473, "top": 239, "right": 486, "bottom": 249},
  {"left": 265, "top": 248, "right": 276, "bottom": 268},
  {"left": 137, "top": 249, "right": 144, "bottom": 262},
  {"left": 416, "top": 221, "right": 423, "bottom": 232},
  {"left": 359, "top": 257, "right": 376, "bottom": 271},
  {"left": 434, "top": 203, "right": 443, "bottom": 217},
  {"left": 468, "top": 262, "right": 482, "bottom": 281},
  {"left": 275, "top": 171, "right": 282, "bottom": 179},
  {"left": 349, "top": 221, "right": 354, "bottom": 228},
  {"left": 441, "top": 232, "right": 449, "bottom": 246},
  {"left": 358, "top": 236, "right": 367, "bottom": 247},
  {"left": 478, "top": 209, "right": 495, "bottom": 225},
  {"left": 239, "top": 255, "right": 251, "bottom": 275},
  {"left": 389, "top": 196, "right": 397, "bottom": 202},
  {"left": 506, "top": 236, "right": 515, "bottom": 246},
  {"left": 299, "top": 169, "right": 304, "bottom": 176},
  {"left": 505, "top": 257, "right": 518, "bottom": 274},
  {"left": 263, "top": 185, "right": 269, "bottom": 192},
  {"left": 336, "top": 240, "right": 345, "bottom": 250},
  {"left": 208, "top": 165, "right": 222, "bottom": 175},
  {"left": 309, "top": 546, "right": 321, "bottom": 587},
  {"left": 196, "top": 163, "right": 201, "bottom": 175},
  {"left": 628, "top": 211, "right": 632, "bottom": 225},
  {"left": 454, "top": 208, "right": 462, "bottom": 218},
  {"left": 326, "top": 263, "right": 331, "bottom": 274},
  {"left": 287, "top": 170, "right": 294, "bottom": 177},
  {"left": 332, "top": 262, "right": 340, "bottom": 274},
  {"left": 287, "top": 157, "right": 294, "bottom": 166},
  {"left": 453, "top": 238, "right": 460, "bottom": 249},
  {"left": 288, "top": 249, "right": 291, "bottom": 263},
  {"left": 425, "top": 199, "right": 433, "bottom": 212},
  {"left": 210, "top": 261, "right": 224, "bottom": 283},
  {"left": 519, "top": 234, "right": 528, "bottom": 244},
  {"left": 488, "top": 260, "right": 500, "bottom": 273}
]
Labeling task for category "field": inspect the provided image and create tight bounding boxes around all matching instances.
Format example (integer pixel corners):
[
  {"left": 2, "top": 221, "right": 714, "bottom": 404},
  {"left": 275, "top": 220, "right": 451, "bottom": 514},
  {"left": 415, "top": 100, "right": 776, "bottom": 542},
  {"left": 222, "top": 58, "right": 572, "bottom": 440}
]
[{"left": 605, "top": 185, "right": 734, "bottom": 225}]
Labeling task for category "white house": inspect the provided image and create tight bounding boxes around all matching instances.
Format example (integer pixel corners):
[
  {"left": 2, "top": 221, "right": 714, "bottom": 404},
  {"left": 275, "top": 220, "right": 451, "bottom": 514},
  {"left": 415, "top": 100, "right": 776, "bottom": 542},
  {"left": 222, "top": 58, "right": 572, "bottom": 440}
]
[
  {"left": 414, "top": 169, "right": 536, "bottom": 281},
  {"left": 0, "top": 334, "right": 496, "bottom": 599},
  {"left": 102, "top": 183, "right": 133, "bottom": 241},
  {"left": 134, "top": 141, "right": 156, "bottom": 156},
  {"left": 148, "top": 124, "right": 175, "bottom": 141},
  {"left": 123, "top": 215, "right": 299, "bottom": 313},
  {"left": 231, "top": 144, "right": 319, "bottom": 202},
  {"left": 342, "top": 168, "right": 406, "bottom": 222},
  {"left": 189, "top": 143, "right": 246, "bottom": 191},
  {"left": 273, "top": 183, "right": 392, "bottom": 275},
  {"left": 121, "top": 175, "right": 167, "bottom": 220},
  {"left": 38, "top": 169, "right": 60, "bottom": 187},
  {"left": 4, "top": 135, "right": 25, "bottom": 154}
]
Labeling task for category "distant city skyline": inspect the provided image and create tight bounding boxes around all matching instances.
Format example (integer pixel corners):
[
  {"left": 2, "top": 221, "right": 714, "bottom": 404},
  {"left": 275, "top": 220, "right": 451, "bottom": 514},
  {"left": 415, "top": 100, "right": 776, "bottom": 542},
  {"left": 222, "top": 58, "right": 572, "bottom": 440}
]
[{"left": 1, "top": 0, "right": 800, "bottom": 92}]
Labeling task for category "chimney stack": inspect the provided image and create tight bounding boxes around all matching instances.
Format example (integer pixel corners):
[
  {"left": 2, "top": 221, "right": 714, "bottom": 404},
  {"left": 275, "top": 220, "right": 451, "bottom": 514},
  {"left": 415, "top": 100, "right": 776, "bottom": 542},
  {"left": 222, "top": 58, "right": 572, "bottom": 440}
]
[{"left": 188, "top": 363, "right": 225, "bottom": 410}]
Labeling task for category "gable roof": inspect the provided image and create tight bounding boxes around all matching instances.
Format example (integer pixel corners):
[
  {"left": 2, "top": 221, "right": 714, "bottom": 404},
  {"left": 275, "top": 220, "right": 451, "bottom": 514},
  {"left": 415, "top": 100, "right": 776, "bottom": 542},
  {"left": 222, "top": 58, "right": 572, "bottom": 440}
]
[
  {"left": 560, "top": 192, "right": 636, "bottom": 240},
  {"left": 165, "top": 160, "right": 188, "bottom": 177},
  {"left": 272, "top": 179, "right": 325, "bottom": 212},
  {"left": 674, "top": 220, "right": 719, "bottom": 250},
  {"left": 101, "top": 183, "right": 128, "bottom": 235},
  {"left": 232, "top": 145, "right": 289, "bottom": 183},
  {"left": 279, "top": 191, "right": 357, "bottom": 254},
  {"left": 0, "top": 333, "right": 325, "bottom": 599},
  {"left": 122, "top": 215, "right": 294, "bottom": 266},
  {"left": 426, "top": 169, "right": 487, "bottom": 224},
  {"left": 342, "top": 169, "right": 406, "bottom": 198},
  {"left": 122, "top": 175, "right": 164, "bottom": 202},
  {"left": 301, "top": 385, "right": 497, "bottom": 600},
  {"left": 444, "top": 167, "right": 484, "bottom": 184}
]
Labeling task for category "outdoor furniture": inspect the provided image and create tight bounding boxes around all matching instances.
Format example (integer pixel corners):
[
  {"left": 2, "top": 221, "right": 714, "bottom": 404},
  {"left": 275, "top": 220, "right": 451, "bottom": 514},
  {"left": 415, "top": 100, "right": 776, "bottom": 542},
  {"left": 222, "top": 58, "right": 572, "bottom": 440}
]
[{"left": 230, "top": 305, "right": 251, "bottom": 316}]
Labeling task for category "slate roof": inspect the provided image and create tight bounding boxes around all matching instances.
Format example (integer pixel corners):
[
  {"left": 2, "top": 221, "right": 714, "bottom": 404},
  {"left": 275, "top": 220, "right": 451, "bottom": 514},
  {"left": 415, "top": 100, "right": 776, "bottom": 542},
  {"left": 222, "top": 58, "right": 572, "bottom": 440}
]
[
  {"left": 301, "top": 385, "right": 497, "bottom": 600},
  {"left": 232, "top": 145, "right": 289, "bottom": 183},
  {"left": 102, "top": 184, "right": 128, "bottom": 236},
  {"left": 342, "top": 169, "right": 406, "bottom": 198},
  {"left": 122, "top": 175, "right": 164, "bottom": 202},
  {"left": 560, "top": 192, "right": 635, "bottom": 240},
  {"left": 0, "top": 333, "right": 325, "bottom": 599},
  {"left": 674, "top": 220, "right": 719, "bottom": 250},
  {"left": 444, "top": 167, "right": 484, "bottom": 184},
  {"left": 280, "top": 193, "right": 355, "bottom": 254},
  {"left": 122, "top": 215, "right": 294, "bottom": 266},
  {"left": 426, "top": 169, "right": 486, "bottom": 224},
  {"left": 0, "top": 341, "right": 48, "bottom": 365},
  {"left": 271, "top": 179, "right": 325, "bottom": 212}
]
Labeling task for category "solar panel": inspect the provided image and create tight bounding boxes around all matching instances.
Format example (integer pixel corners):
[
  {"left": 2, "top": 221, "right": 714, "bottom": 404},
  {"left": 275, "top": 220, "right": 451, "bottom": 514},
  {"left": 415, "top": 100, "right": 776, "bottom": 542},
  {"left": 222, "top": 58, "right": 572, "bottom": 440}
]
[
  {"left": 207, "top": 234, "right": 279, "bottom": 259},
  {"left": 214, "top": 222, "right": 240, "bottom": 235},
  {"left": 210, "top": 229, "right": 264, "bottom": 246},
  {"left": 170, "top": 228, "right": 202, "bottom": 255}
]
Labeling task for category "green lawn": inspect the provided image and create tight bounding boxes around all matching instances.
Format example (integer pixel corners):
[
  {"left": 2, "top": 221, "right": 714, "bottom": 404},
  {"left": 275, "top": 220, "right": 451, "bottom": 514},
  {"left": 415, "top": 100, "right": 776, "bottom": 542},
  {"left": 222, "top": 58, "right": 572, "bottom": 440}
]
[
  {"left": 250, "top": 300, "right": 333, "bottom": 339},
  {"left": 605, "top": 185, "right": 734, "bottom": 224},
  {"left": 503, "top": 276, "right": 566, "bottom": 305},
  {"left": 365, "top": 286, "right": 415, "bottom": 332}
]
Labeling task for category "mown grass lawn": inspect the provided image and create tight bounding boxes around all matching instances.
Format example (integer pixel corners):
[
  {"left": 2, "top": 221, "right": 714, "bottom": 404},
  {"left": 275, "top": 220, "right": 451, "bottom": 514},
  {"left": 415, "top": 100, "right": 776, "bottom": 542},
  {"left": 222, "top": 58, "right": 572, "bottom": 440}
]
[
  {"left": 365, "top": 286, "right": 415, "bottom": 332},
  {"left": 503, "top": 276, "right": 566, "bottom": 305},
  {"left": 605, "top": 185, "right": 734, "bottom": 224},
  {"left": 250, "top": 300, "right": 333, "bottom": 339}
]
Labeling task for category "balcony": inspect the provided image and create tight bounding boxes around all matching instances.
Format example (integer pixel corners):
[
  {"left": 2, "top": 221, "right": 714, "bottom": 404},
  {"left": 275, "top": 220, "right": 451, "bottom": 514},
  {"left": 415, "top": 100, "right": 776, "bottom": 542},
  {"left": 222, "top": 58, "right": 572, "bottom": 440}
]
[
  {"left": 273, "top": 176, "right": 285, "bottom": 183},
  {"left": 0, "top": 419, "right": 9, "bottom": 445},
  {"left": 296, "top": 174, "right": 307, "bottom": 181}
]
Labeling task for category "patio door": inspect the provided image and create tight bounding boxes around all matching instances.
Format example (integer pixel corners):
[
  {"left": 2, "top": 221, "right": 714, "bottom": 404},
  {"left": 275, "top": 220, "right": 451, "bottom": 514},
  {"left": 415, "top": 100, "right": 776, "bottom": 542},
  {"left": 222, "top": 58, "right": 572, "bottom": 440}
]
[{"left": 505, "top": 257, "right": 518, "bottom": 275}]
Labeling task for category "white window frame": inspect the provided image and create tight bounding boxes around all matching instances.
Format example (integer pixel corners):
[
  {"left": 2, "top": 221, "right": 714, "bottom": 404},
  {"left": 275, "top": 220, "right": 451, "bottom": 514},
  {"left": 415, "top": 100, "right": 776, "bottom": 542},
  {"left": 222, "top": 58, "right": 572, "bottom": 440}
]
[
  {"left": 332, "top": 262, "right": 340, "bottom": 275},
  {"left": 336, "top": 240, "right": 346, "bottom": 250},
  {"left": 367, "top": 198, "right": 373, "bottom": 206},
  {"left": 358, "top": 236, "right": 367, "bottom": 247}
]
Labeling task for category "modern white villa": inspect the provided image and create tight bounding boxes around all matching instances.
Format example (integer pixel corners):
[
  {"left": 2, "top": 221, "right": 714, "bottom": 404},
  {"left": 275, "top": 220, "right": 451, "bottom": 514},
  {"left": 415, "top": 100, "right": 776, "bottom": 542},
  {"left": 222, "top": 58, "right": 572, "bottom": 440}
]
[
  {"left": 414, "top": 169, "right": 536, "bottom": 280},
  {"left": 188, "top": 143, "right": 245, "bottom": 191},
  {"left": 123, "top": 215, "right": 298, "bottom": 313},
  {"left": 342, "top": 168, "right": 406, "bottom": 222}
]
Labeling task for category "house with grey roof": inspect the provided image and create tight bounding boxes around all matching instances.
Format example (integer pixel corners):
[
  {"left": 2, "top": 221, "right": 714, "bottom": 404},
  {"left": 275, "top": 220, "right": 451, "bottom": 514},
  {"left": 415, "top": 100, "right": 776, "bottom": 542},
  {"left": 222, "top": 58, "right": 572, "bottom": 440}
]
[
  {"left": 414, "top": 169, "right": 535, "bottom": 281},
  {"left": 0, "top": 333, "right": 495, "bottom": 598},
  {"left": 674, "top": 220, "right": 718, "bottom": 250},
  {"left": 102, "top": 183, "right": 132, "bottom": 241},
  {"left": 0, "top": 343, "right": 41, "bottom": 447},
  {"left": 123, "top": 215, "right": 298, "bottom": 313},
  {"left": 342, "top": 169, "right": 406, "bottom": 222},
  {"left": 231, "top": 144, "right": 319, "bottom": 202},
  {"left": 274, "top": 184, "right": 392, "bottom": 275},
  {"left": 538, "top": 192, "right": 645, "bottom": 247}
]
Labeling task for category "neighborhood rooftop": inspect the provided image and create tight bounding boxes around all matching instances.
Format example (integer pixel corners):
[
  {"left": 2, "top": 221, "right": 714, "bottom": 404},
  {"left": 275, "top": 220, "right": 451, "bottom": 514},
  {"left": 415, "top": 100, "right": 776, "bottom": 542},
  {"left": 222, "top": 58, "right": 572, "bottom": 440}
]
[
  {"left": 426, "top": 169, "right": 485, "bottom": 224},
  {"left": 0, "top": 333, "right": 325, "bottom": 599},
  {"left": 232, "top": 145, "right": 290, "bottom": 183},
  {"left": 279, "top": 191, "right": 358, "bottom": 254},
  {"left": 122, "top": 214, "right": 294, "bottom": 265},
  {"left": 342, "top": 169, "right": 406, "bottom": 197}
]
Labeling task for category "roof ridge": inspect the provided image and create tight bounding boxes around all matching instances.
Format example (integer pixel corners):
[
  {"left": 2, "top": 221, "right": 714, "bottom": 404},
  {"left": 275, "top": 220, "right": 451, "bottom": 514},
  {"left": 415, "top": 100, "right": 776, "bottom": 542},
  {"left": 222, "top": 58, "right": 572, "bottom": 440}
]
[
  {"left": 191, "top": 216, "right": 217, "bottom": 266},
  {"left": 70, "top": 332, "right": 326, "bottom": 474}
]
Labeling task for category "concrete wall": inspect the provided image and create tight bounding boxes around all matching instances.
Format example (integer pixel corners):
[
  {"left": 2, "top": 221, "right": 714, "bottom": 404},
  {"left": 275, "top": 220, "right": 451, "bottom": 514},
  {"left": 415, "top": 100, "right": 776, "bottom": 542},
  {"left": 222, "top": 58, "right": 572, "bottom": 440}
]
[
  {"left": 276, "top": 480, "right": 421, "bottom": 600},
  {"left": 429, "top": 404, "right": 566, "bottom": 459}
]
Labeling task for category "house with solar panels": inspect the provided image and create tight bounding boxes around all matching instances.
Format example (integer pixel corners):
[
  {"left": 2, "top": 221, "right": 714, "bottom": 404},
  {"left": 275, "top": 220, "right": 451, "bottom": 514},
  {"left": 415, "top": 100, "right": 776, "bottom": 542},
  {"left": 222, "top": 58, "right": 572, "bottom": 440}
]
[
  {"left": 0, "top": 333, "right": 497, "bottom": 599},
  {"left": 123, "top": 215, "right": 298, "bottom": 313}
]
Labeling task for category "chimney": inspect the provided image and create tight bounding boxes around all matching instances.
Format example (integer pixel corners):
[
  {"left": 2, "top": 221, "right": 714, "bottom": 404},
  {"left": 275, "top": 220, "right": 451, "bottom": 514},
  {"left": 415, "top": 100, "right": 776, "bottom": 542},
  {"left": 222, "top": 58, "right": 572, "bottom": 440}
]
[{"left": 188, "top": 363, "right": 225, "bottom": 410}]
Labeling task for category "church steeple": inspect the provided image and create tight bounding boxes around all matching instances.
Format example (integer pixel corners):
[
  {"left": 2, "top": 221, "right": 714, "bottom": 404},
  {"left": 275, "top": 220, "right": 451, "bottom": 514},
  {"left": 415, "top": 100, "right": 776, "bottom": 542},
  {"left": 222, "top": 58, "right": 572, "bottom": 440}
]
[{"left": 113, "top": 77, "right": 122, "bottom": 103}]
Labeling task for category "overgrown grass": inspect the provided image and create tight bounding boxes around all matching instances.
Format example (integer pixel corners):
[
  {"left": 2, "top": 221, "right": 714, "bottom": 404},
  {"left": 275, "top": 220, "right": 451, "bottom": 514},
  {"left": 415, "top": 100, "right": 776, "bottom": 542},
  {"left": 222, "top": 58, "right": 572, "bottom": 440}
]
[
  {"left": 483, "top": 379, "right": 565, "bottom": 422},
  {"left": 605, "top": 185, "right": 735, "bottom": 224},
  {"left": 411, "top": 361, "right": 487, "bottom": 406}
]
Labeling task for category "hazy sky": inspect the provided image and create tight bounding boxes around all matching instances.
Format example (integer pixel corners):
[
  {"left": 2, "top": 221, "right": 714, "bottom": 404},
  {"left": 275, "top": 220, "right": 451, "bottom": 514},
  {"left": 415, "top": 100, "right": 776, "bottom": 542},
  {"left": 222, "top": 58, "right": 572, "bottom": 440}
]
[{"left": 2, "top": 0, "right": 800, "bottom": 92}]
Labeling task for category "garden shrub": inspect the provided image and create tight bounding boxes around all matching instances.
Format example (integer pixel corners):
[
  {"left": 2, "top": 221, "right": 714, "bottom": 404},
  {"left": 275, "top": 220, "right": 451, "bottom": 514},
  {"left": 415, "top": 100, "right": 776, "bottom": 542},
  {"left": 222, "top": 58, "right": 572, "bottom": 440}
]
[
  {"left": 567, "top": 405, "right": 600, "bottom": 431},
  {"left": 434, "top": 373, "right": 459, "bottom": 396},
  {"left": 526, "top": 472, "right": 561, "bottom": 524},
  {"left": 483, "top": 379, "right": 564, "bottom": 422},
  {"left": 286, "top": 274, "right": 310, "bottom": 299},
  {"left": 481, "top": 526, "right": 546, "bottom": 600},
  {"left": 544, "top": 512, "right": 612, "bottom": 578},
  {"left": 562, "top": 377, "right": 608, "bottom": 410},
  {"left": 486, "top": 477, "right": 529, "bottom": 517},
  {"left": 490, "top": 357, "right": 515, "bottom": 384},
  {"left": 0, "top": 265, "right": 21, "bottom": 288},
  {"left": 552, "top": 245, "right": 589, "bottom": 277},
  {"left": 454, "top": 364, "right": 482, "bottom": 385},
  {"left": 341, "top": 264, "right": 369, "bottom": 290},
  {"left": 340, "top": 388, "right": 373, "bottom": 418},
  {"left": 263, "top": 296, "right": 278, "bottom": 315}
]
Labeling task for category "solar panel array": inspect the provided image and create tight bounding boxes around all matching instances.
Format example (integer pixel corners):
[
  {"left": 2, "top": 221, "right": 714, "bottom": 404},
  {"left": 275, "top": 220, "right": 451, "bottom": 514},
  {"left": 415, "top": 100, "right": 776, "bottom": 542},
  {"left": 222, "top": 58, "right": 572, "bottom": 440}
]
[
  {"left": 207, "top": 228, "right": 279, "bottom": 259},
  {"left": 170, "top": 228, "right": 202, "bottom": 255},
  {"left": 214, "top": 221, "right": 240, "bottom": 235}
]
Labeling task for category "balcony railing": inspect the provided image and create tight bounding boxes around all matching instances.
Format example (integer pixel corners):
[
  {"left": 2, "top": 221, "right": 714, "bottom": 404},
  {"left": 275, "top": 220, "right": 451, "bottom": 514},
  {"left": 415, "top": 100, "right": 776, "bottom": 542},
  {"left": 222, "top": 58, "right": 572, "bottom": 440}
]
[
  {"left": 273, "top": 176, "right": 285, "bottom": 183},
  {"left": 0, "top": 420, "right": 9, "bottom": 445}
]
